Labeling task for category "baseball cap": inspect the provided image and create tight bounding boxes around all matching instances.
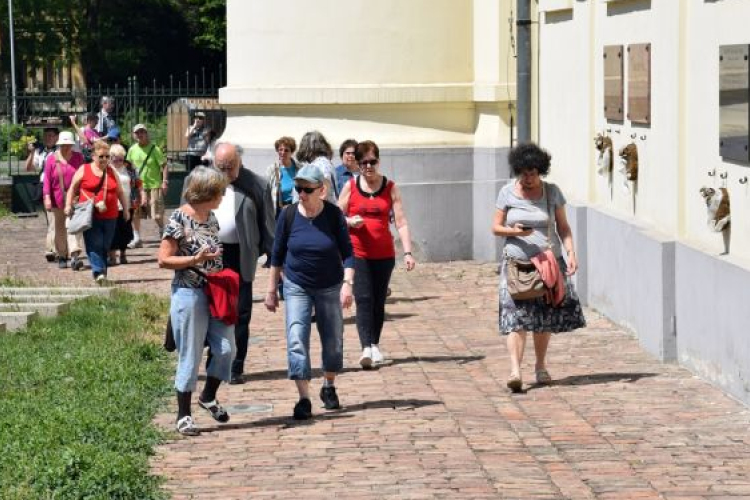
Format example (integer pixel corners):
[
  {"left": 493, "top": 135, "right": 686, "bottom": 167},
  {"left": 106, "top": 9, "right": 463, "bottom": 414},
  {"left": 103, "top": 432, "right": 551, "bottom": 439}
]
[
  {"left": 195, "top": 111, "right": 205, "bottom": 118},
  {"left": 294, "top": 164, "right": 325, "bottom": 184},
  {"left": 132, "top": 123, "right": 147, "bottom": 133}
]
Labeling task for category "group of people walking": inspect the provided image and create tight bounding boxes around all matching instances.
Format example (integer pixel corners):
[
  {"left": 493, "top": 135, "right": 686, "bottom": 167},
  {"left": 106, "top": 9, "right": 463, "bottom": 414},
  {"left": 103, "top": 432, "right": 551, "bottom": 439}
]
[
  {"left": 160, "top": 132, "right": 418, "bottom": 434},
  {"left": 160, "top": 133, "right": 586, "bottom": 436},
  {"left": 29, "top": 97, "right": 170, "bottom": 283}
]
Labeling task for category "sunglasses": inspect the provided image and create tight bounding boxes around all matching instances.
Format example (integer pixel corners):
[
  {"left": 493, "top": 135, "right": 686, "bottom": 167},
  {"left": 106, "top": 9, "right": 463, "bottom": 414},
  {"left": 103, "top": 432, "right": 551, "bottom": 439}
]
[
  {"left": 294, "top": 185, "right": 320, "bottom": 194},
  {"left": 359, "top": 159, "right": 379, "bottom": 167}
]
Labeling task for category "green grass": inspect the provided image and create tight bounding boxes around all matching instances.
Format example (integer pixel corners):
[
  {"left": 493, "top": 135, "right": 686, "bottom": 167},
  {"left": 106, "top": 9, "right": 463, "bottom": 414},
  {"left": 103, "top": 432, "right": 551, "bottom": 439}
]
[
  {"left": 0, "top": 292, "right": 172, "bottom": 499},
  {"left": 0, "top": 203, "right": 12, "bottom": 220}
]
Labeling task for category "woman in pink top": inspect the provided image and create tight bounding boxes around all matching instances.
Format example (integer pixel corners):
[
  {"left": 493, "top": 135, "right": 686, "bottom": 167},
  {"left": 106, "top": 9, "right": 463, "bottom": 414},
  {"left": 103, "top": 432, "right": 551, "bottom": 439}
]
[{"left": 42, "top": 131, "right": 85, "bottom": 270}]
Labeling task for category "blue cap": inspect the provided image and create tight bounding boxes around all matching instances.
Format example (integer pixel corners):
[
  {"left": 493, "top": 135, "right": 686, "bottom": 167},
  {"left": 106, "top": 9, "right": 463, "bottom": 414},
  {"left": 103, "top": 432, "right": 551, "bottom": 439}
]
[
  {"left": 294, "top": 164, "right": 325, "bottom": 184},
  {"left": 106, "top": 127, "right": 121, "bottom": 139}
]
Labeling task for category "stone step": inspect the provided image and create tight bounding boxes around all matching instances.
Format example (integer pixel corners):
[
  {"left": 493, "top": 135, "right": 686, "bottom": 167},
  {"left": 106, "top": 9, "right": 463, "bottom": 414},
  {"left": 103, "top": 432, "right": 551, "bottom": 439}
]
[
  {"left": 0, "top": 294, "right": 88, "bottom": 304},
  {"left": 0, "top": 302, "right": 69, "bottom": 318},
  {"left": 0, "top": 323, "right": 5, "bottom": 333},
  {"left": 0, "top": 287, "right": 113, "bottom": 297},
  {"left": 0, "top": 311, "right": 39, "bottom": 332}
]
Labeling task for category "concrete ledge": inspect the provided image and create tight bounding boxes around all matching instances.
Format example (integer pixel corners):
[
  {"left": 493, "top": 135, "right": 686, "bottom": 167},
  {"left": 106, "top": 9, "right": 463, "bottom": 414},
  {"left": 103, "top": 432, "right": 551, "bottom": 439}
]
[
  {"left": 675, "top": 243, "right": 750, "bottom": 406},
  {"left": 0, "top": 302, "right": 69, "bottom": 317},
  {"left": 585, "top": 207, "right": 677, "bottom": 362},
  {"left": 0, "top": 287, "right": 112, "bottom": 297},
  {"left": 0, "top": 294, "right": 89, "bottom": 303},
  {"left": 0, "top": 311, "right": 39, "bottom": 332}
]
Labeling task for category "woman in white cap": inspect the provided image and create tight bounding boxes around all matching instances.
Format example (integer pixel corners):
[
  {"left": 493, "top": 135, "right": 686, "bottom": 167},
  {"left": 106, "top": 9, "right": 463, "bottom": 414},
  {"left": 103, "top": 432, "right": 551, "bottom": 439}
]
[
  {"left": 42, "top": 131, "right": 86, "bottom": 270},
  {"left": 264, "top": 164, "right": 354, "bottom": 420}
]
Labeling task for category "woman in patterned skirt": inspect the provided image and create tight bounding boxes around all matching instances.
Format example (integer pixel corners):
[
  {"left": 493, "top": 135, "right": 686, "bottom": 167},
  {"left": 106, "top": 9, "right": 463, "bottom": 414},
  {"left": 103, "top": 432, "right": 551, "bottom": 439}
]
[{"left": 491, "top": 143, "right": 585, "bottom": 392}]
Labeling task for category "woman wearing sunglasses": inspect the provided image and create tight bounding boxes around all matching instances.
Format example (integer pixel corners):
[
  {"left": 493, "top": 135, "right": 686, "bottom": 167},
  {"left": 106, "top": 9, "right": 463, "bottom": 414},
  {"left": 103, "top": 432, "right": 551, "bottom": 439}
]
[
  {"left": 264, "top": 165, "right": 354, "bottom": 420},
  {"left": 65, "top": 140, "right": 130, "bottom": 284},
  {"left": 338, "top": 140, "right": 416, "bottom": 368}
]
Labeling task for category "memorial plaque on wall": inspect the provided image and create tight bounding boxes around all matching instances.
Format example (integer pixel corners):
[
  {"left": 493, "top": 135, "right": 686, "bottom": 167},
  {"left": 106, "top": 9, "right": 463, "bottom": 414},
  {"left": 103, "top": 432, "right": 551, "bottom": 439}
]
[
  {"left": 603, "top": 45, "right": 624, "bottom": 121},
  {"left": 628, "top": 43, "right": 651, "bottom": 124},
  {"left": 719, "top": 44, "right": 750, "bottom": 163}
]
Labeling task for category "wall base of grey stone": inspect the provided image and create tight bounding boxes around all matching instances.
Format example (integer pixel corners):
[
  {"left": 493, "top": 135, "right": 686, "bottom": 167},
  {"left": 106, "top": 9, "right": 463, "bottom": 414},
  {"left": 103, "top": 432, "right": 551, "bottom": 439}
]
[
  {"left": 568, "top": 203, "right": 750, "bottom": 406},
  {"left": 241, "top": 145, "right": 510, "bottom": 262}
]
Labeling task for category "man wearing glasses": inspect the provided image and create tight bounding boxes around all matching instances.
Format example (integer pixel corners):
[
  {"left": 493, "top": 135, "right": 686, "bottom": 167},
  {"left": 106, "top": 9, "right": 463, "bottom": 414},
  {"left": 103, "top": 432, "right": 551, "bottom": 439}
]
[
  {"left": 203, "top": 143, "right": 275, "bottom": 384},
  {"left": 126, "top": 123, "right": 168, "bottom": 246}
]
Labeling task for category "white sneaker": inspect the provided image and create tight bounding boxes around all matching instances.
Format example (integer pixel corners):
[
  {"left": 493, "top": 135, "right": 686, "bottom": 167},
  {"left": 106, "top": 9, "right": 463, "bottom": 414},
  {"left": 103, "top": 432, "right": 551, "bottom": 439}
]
[
  {"left": 359, "top": 347, "right": 373, "bottom": 368},
  {"left": 371, "top": 344, "right": 384, "bottom": 364},
  {"left": 127, "top": 239, "right": 142, "bottom": 249},
  {"left": 95, "top": 274, "right": 108, "bottom": 286}
]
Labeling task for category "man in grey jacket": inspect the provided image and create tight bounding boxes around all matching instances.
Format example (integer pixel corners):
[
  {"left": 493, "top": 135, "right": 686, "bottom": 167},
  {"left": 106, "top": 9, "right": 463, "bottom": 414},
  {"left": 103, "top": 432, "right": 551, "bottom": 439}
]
[{"left": 207, "top": 142, "right": 275, "bottom": 384}]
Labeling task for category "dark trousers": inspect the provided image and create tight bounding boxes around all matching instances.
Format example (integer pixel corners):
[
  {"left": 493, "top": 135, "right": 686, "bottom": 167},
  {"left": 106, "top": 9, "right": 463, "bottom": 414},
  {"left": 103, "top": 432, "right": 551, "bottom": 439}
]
[
  {"left": 185, "top": 154, "right": 205, "bottom": 172},
  {"left": 353, "top": 257, "right": 395, "bottom": 348},
  {"left": 222, "top": 243, "right": 253, "bottom": 375}
]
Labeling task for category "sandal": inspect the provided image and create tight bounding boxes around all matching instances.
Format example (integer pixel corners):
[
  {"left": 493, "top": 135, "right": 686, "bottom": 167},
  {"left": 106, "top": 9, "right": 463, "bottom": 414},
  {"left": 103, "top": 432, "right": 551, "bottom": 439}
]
[
  {"left": 535, "top": 369, "right": 552, "bottom": 385},
  {"left": 176, "top": 415, "right": 199, "bottom": 436},
  {"left": 198, "top": 398, "right": 230, "bottom": 423},
  {"left": 506, "top": 375, "right": 523, "bottom": 393}
]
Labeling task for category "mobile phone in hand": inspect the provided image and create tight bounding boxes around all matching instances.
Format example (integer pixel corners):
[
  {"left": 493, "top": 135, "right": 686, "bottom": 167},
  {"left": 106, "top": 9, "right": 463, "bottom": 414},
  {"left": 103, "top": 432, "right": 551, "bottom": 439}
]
[{"left": 519, "top": 224, "right": 534, "bottom": 231}]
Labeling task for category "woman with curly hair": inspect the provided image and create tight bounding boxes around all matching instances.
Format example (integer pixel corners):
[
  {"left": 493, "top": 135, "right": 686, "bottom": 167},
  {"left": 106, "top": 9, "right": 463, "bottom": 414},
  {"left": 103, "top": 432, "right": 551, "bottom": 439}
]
[{"left": 491, "top": 142, "right": 585, "bottom": 392}]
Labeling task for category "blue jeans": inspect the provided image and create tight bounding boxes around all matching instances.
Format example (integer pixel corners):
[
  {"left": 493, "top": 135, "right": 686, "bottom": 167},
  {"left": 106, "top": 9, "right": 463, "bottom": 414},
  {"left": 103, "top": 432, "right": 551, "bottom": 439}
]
[
  {"left": 283, "top": 277, "right": 344, "bottom": 380},
  {"left": 83, "top": 217, "right": 116, "bottom": 277},
  {"left": 171, "top": 287, "right": 236, "bottom": 392}
]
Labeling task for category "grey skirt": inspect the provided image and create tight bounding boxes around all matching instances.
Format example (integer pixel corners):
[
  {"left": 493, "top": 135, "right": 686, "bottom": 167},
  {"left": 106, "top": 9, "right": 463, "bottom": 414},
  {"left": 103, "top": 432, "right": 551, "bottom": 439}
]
[{"left": 498, "top": 256, "right": 586, "bottom": 335}]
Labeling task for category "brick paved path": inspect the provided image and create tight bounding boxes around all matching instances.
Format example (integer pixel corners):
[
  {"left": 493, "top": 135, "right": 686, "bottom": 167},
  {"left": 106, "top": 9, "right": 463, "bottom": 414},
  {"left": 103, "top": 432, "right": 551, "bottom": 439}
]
[{"left": 3, "top": 215, "right": 750, "bottom": 499}]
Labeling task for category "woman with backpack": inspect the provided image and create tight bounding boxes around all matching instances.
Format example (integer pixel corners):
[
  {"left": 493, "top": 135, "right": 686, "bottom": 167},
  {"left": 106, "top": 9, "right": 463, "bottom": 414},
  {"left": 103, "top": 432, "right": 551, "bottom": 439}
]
[{"left": 264, "top": 164, "right": 354, "bottom": 420}]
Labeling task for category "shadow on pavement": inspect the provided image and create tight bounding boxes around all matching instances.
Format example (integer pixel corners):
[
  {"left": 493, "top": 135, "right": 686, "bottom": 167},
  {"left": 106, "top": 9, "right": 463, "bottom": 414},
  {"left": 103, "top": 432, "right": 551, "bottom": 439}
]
[
  {"left": 526, "top": 371, "right": 659, "bottom": 391},
  {"left": 199, "top": 398, "right": 443, "bottom": 432},
  {"left": 387, "top": 354, "right": 486, "bottom": 367},
  {"left": 386, "top": 295, "right": 439, "bottom": 304}
]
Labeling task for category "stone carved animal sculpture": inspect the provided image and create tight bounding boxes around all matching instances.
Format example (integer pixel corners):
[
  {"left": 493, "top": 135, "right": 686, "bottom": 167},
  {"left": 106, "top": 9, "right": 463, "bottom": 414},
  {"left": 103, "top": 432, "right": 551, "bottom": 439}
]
[
  {"left": 595, "top": 134, "right": 613, "bottom": 175},
  {"left": 619, "top": 143, "right": 638, "bottom": 181},
  {"left": 699, "top": 187, "right": 731, "bottom": 232}
]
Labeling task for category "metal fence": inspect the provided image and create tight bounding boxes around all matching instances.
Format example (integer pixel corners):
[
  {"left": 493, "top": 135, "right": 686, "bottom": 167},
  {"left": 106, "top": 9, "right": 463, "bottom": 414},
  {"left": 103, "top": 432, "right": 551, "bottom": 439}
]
[{"left": 3, "top": 67, "right": 222, "bottom": 124}]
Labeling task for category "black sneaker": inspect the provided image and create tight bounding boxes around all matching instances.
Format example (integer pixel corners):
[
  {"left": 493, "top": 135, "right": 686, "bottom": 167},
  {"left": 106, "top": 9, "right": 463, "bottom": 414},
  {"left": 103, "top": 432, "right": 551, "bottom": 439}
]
[
  {"left": 45, "top": 252, "right": 56, "bottom": 263},
  {"left": 293, "top": 397, "right": 313, "bottom": 420},
  {"left": 229, "top": 373, "right": 245, "bottom": 385},
  {"left": 319, "top": 386, "right": 340, "bottom": 410},
  {"left": 70, "top": 256, "right": 83, "bottom": 271},
  {"left": 58, "top": 258, "right": 68, "bottom": 269}
]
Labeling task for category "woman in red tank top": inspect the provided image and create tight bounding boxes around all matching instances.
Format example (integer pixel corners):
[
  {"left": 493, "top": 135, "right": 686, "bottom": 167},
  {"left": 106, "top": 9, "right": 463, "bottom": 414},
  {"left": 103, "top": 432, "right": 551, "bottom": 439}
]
[
  {"left": 338, "top": 140, "right": 416, "bottom": 369},
  {"left": 65, "top": 140, "right": 130, "bottom": 284}
]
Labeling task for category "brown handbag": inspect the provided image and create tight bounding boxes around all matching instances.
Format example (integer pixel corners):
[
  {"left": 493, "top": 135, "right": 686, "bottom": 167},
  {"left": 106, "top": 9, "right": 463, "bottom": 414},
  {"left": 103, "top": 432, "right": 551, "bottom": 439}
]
[{"left": 505, "top": 184, "right": 552, "bottom": 301}]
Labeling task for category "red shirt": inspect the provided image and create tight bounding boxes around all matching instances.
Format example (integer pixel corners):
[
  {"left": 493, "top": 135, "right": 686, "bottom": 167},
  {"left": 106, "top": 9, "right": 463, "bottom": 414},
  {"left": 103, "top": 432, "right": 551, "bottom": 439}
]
[
  {"left": 79, "top": 163, "right": 120, "bottom": 220},
  {"left": 346, "top": 176, "right": 395, "bottom": 259}
]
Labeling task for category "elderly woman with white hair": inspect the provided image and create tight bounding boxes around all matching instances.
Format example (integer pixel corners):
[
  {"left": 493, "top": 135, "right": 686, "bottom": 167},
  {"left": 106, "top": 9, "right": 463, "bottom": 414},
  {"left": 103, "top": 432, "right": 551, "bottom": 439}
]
[
  {"left": 108, "top": 144, "right": 144, "bottom": 265},
  {"left": 158, "top": 166, "right": 236, "bottom": 436}
]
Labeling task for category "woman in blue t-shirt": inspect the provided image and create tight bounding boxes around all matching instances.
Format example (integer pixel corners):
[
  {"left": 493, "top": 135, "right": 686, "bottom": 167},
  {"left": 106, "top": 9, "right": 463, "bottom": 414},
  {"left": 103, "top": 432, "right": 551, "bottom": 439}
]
[
  {"left": 266, "top": 136, "right": 300, "bottom": 217},
  {"left": 264, "top": 164, "right": 355, "bottom": 420}
]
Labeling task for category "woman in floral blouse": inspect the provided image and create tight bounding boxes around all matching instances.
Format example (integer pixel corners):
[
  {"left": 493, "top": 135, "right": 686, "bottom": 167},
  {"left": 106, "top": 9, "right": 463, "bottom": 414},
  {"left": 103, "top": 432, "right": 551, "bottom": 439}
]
[{"left": 158, "top": 166, "right": 235, "bottom": 436}]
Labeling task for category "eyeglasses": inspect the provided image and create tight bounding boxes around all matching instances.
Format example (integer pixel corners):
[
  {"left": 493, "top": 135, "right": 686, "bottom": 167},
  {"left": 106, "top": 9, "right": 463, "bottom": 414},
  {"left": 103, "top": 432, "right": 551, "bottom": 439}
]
[
  {"left": 294, "top": 185, "right": 320, "bottom": 194},
  {"left": 359, "top": 159, "right": 379, "bottom": 167},
  {"left": 97, "top": 154, "right": 110, "bottom": 159},
  {"left": 215, "top": 162, "right": 234, "bottom": 172}
]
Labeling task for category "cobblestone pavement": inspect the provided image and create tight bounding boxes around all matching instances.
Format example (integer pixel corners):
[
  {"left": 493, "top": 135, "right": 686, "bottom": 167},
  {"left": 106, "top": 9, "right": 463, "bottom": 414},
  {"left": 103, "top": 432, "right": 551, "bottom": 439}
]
[{"left": 3, "top": 214, "right": 750, "bottom": 499}]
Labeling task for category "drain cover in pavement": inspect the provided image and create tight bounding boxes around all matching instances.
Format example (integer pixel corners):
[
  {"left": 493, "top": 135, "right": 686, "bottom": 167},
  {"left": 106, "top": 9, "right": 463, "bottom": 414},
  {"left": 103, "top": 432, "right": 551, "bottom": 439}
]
[{"left": 224, "top": 403, "right": 273, "bottom": 414}]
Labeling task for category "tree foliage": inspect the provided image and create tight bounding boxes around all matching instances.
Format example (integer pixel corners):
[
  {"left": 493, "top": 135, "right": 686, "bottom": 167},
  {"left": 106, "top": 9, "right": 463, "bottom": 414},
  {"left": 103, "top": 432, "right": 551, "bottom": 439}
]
[{"left": 0, "top": 0, "right": 226, "bottom": 87}]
